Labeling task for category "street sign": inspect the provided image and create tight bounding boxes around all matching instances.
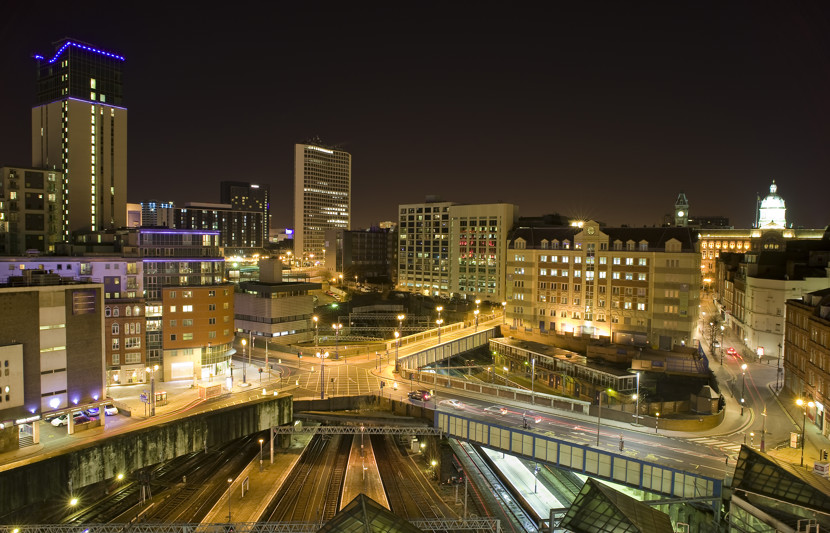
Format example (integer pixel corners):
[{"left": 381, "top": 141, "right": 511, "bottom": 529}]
[{"left": 140, "top": 393, "right": 148, "bottom": 403}]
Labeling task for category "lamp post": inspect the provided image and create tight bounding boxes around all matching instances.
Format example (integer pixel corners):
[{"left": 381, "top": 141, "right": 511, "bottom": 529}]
[
  {"left": 502, "top": 301, "right": 507, "bottom": 324},
  {"left": 436, "top": 306, "right": 443, "bottom": 342},
  {"left": 740, "top": 363, "right": 747, "bottom": 416},
  {"left": 596, "top": 388, "right": 611, "bottom": 445},
  {"left": 146, "top": 364, "right": 158, "bottom": 416},
  {"left": 313, "top": 315, "right": 318, "bottom": 348},
  {"left": 634, "top": 372, "right": 640, "bottom": 425},
  {"left": 394, "top": 331, "right": 400, "bottom": 372},
  {"left": 332, "top": 323, "right": 342, "bottom": 360},
  {"left": 258, "top": 438, "right": 264, "bottom": 472},
  {"left": 531, "top": 358, "right": 536, "bottom": 404},
  {"left": 720, "top": 325, "right": 725, "bottom": 364},
  {"left": 655, "top": 412, "right": 660, "bottom": 434},
  {"left": 474, "top": 299, "right": 481, "bottom": 331},
  {"left": 777, "top": 343, "right": 783, "bottom": 391},
  {"left": 797, "top": 398, "right": 814, "bottom": 466},
  {"left": 227, "top": 477, "right": 233, "bottom": 522},
  {"left": 317, "top": 351, "right": 329, "bottom": 400},
  {"left": 241, "top": 338, "right": 248, "bottom": 385}
]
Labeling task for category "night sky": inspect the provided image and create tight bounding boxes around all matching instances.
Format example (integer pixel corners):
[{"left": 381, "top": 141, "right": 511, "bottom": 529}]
[{"left": 2, "top": 2, "right": 830, "bottom": 230}]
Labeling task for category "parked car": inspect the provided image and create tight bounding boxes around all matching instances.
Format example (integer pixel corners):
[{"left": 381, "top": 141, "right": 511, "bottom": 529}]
[
  {"left": 84, "top": 407, "right": 100, "bottom": 417},
  {"left": 408, "top": 389, "right": 431, "bottom": 401},
  {"left": 50, "top": 412, "right": 89, "bottom": 427},
  {"left": 103, "top": 404, "right": 119, "bottom": 416}
]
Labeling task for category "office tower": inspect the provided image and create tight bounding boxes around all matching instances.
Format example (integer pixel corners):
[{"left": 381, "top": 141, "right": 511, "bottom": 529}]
[
  {"left": 397, "top": 199, "right": 518, "bottom": 301},
  {"left": 0, "top": 166, "right": 63, "bottom": 254},
  {"left": 32, "top": 39, "right": 127, "bottom": 238},
  {"left": 293, "top": 142, "right": 351, "bottom": 266},
  {"left": 220, "top": 181, "right": 270, "bottom": 245}
]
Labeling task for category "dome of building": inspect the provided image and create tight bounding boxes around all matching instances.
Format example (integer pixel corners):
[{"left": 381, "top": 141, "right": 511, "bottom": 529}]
[{"left": 757, "top": 181, "right": 787, "bottom": 229}]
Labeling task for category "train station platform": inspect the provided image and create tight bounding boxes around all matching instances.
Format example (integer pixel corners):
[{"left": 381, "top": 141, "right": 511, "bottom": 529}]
[
  {"left": 341, "top": 431, "right": 388, "bottom": 510},
  {"left": 200, "top": 431, "right": 314, "bottom": 524}
]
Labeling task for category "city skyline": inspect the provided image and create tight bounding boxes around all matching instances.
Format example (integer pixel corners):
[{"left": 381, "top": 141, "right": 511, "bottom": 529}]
[{"left": 2, "top": 2, "right": 830, "bottom": 230}]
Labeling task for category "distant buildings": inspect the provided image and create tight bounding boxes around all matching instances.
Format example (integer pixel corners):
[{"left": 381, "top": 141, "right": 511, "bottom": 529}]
[
  {"left": 32, "top": 39, "right": 127, "bottom": 237},
  {"left": 220, "top": 181, "right": 270, "bottom": 246},
  {"left": 293, "top": 142, "right": 351, "bottom": 266},
  {"left": 324, "top": 226, "right": 397, "bottom": 286},
  {"left": 718, "top": 231, "right": 830, "bottom": 364},
  {"left": 397, "top": 199, "right": 518, "bottom": 302},
  {"left": 173, "top": 202, "right": 264, "bottom": 254},
  {"left": 0, "top": 166, "right": 63, "bottom": 254},
  {"left": 506, "top": 220, "right": 701, "bottom": 349}
]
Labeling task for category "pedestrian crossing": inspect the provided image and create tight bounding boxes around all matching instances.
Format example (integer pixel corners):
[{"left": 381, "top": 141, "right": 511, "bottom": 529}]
[{"left": 684, "top": 436, "right": 743, "bottom": 456}]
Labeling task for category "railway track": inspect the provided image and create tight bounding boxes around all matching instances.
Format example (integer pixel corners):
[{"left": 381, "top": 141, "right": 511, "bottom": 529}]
[
  {"left": 322, "top": 435, "right": 352, "bottom": 521},
  {"left": 264, "top": 434, "right": 350, "bottom": 523},
  {"left": 455, "top": 441, "right": 538, "bottom": 533},
  {"left": 372, "top": 434, "right": 445, "bottom": 520}
]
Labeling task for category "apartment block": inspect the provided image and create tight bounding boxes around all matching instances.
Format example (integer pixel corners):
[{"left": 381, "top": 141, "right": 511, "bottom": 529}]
[
  {"left": 784, "top": 289, "right": 830, "bottom": 436},
  {"left": 0, "top": 166, "right": 63, "bottom": 254}
]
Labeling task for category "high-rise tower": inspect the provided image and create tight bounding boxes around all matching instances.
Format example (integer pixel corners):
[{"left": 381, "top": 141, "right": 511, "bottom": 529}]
[
  {"left": 32, "top": 39, "right": 127, "bottom": 238},
  {"left": 220, "top": 181, "right": 270, "bottom": 244},
  {"left": 293, "top": 141, "right": 351, "bottom": 266}
]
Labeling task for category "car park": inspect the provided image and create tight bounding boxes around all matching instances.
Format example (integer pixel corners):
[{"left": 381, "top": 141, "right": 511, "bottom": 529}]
[
  {"left": 84, "top": 407, "right": 100, "bottom": 417},
  {"left": 408, "top": 389, "right": 431, "bottom": 401}
]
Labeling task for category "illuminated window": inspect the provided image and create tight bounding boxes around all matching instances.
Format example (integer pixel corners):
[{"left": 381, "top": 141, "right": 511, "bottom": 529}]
[
  {"left": 169, "top": 306, "right": 176, "bottom": 313},
  {"left": 612, "top": 272, "right": 620, "bottom": 280},
  {"left": 183, "top": 305, "right": 193, "bottom": 312}
]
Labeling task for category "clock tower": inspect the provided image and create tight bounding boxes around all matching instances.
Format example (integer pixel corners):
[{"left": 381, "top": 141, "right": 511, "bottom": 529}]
[{"left": 674, "top": 192, "right": 689, "bottom": 227}]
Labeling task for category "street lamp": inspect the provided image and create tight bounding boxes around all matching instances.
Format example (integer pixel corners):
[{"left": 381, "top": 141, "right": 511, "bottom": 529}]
[
  {"left": 530, "top": 358, "right": 536, "bottom": 404},
  {"left": 146, "top": 364, "right": 158, "bottom": 416},
  {"left": 436, "top": 318, "right": 444, "bottom": 344},
  {"left": 502, "top": 301, "right": 507, "bottom": 324},
  {"left": 241, "top": 338, "right": 248, "bottom": 385},
  {"left": 634, "top": 372, "right": 640, "bottom": 425},
  {"left": 596, "top": 388, "right": 611, "bottom": 445},
  {"left": 313, "top": 315, "right": 318, "bottom": 348},
  {"left": 394, "top": 331, "right": 400, "bottom": 372},
  {"left": 317, "top": 351, "right": 329, "bottom": 399},
  {"left": 332, "top": 323, "right": 342, "bottom": 359},
  {"left": 655, "top": 412, "right": 660, "bottom": 434},
  {"left": 474, "top": 309, "right": 480, "bottom": 332},
  {"left": 227, "top": 477, "right": 233, "bottom": 522},
  {"left": 258, "top": 438, "right": 264, "bottom": 471},
  {"left": 797, "top": 398, "right": 815, "bottom": 466},
  {"left": 740, "top": 363, "right": 747, "bottom": 416}
]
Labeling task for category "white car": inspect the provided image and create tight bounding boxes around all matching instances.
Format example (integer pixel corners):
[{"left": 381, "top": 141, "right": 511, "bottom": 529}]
[
  {"left": 104, "top": 404, "right": 119, "bottom": 416},
  {"left": 441, "top": 399, "right": 464, "bottom": 409},
  {"left": 485, "top": 405, "right": 508, "bottom": 415}
]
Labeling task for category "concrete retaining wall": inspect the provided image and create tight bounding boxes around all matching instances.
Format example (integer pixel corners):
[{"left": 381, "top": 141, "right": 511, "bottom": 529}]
[{"left": 0, "top": 395, "right": 291, "bottom": 516}]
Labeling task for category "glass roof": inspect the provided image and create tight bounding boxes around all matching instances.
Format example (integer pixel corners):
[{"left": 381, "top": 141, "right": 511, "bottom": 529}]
[
  {"left": 559, "top": 478, "right": 674, "bottom": 533},
  {"left": 316, "top": 494, "right": 424, "bottom": 533},
  {"left": 732, "top": 445, "right": 830, "bottom": 515}
]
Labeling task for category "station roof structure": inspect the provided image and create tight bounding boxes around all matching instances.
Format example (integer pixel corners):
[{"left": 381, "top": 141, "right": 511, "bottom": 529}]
[
  {"left": 316, "top": 494, "right": 424, "bottom": 533},
  {"left": 559, "top": 478, "right": 674, "bottom": 533}
]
